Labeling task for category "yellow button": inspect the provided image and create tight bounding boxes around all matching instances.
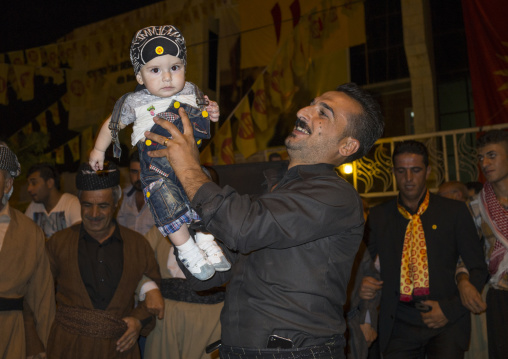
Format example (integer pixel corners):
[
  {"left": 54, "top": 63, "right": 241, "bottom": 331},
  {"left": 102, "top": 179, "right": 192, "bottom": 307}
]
[
  {"left": 146, "top": 191, "right": 151, "bottom": 198},
  {"left": 145, "top": 139, "right": 152, "bottom": 146},
  {"left": 174, "top": 101, "right": 180, "bottom": 109},
  {"left": 197, "top": 139, "right": 202, "bottom": 145},
  {"left": 155, "top": 46, "right": 164, "bottom": 55},
  {"left": 202, "top": 110, "right": 208, "bottom": 118},
  {"left": 432, "top": 225, "right": 437, "bottom": 230}
]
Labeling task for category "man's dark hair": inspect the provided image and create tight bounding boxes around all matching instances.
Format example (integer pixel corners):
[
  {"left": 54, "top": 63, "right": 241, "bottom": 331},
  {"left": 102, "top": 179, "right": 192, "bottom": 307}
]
[
  {"left": 129, "top": 150, "right": 140, "bottom": 163},
  {"left": 476, "top": 130, "right": 508, "bottom": 152},
  {"left": 392, "top": 140, "right": 429, "bottom": 167},
  {"left": 27, "top": 163, "right": 60, "bottom": 190},
  {"left": 466, "top": 181, "right": 483, "bottom": 195},
  {"left": 336, "top": 83, "right": 384, "bottom": 162}
]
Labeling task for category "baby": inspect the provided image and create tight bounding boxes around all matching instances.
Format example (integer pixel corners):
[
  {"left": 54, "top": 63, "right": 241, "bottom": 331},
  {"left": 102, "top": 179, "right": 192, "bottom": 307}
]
[{"left": 89, "top": 25, "right": 230, "bottom": 280}]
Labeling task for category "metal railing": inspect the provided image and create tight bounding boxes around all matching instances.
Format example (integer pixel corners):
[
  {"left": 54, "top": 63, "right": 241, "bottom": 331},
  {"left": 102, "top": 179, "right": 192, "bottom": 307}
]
[{"left": 350, "top": 123, "right": 508, "bottom": 198}]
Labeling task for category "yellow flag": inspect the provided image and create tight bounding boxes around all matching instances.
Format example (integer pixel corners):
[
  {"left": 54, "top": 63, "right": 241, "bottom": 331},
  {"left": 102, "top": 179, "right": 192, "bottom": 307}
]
[
  {"left": 36, "top": 112, "right": 48, "bottom": 134},
  {"left": 44, "top": 44, "right": 59, "bottom": 69},
  {"left": 199, "top": 144, "right": 213, "bottom": 166},
  {"left": 234, "top": 97, "right": 257, "bottom": 158},
  {"left": 13, "top": 65, "right": 35, "bottom": 101},
  {"left": 22, "top": 122, "right": 33, "bottom": 136},
  {"left": 0, "top": 63, "right": 9, "bottom": 105},
  {"left": 26, "top": 47, "right": 42, "bottom": 67},
  {"left": 250, "top": 76, "right": 269, "bottom": 131},
  {"left": 214, "top": 119, "right": 234, "bottom": 165},
  {"left": 8, "top": 51, "right": 25, "bottom": 65},
  {"left": 49, "top": 102, "right": 61, "bottom": 125},
  {"left": 68, "top": 136, "right": 81, "bottom": 162},
  {"left": 55, "top": 146, "right": 65, "bottom": 164}
]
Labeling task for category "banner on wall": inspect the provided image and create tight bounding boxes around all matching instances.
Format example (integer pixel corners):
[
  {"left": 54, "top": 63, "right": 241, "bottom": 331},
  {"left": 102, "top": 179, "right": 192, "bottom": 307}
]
[{"left": 462, "top": 0, "right": 508, "bottom": 125}]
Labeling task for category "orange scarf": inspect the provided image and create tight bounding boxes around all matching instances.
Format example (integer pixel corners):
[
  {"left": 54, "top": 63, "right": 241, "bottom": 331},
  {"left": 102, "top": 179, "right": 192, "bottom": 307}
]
[{"left": 397, "top": 190, "right": 430, "bottom": 302}]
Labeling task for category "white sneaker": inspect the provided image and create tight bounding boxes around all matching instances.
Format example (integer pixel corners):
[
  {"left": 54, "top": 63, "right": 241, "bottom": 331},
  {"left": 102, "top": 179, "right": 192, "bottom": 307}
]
[
  {"left": 178, "top": 242, "right": 215, "bottom": 280},
  {"left": 195, "top": 232, "right": 231, "bottom": 272}
]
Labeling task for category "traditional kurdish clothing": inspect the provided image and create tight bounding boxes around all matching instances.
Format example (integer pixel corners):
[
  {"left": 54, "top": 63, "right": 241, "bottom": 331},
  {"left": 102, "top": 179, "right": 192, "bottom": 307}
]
[
  {"left": 469, "top": 183, "right": 508, "bottom": 358},
  {"left": 141, "top": 226, "right": 223, "bottom": 359},
  {"left": 46, "top": 223, "right": 161, "bottom": 358},
  {"left": 0, "top": 205, "right": 55, "bottom": 358}
]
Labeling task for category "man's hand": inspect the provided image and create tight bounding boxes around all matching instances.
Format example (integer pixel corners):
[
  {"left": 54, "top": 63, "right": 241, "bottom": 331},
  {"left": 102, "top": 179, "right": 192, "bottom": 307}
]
[
  {"left": 420, "top": 300, "right": 448, "bottom": 329},
  {"left": 116, "top": 317, "right": 142, "bottom": 353},
  {"left": 360, "top": 323, "right": 377, "bottom": 347},
  {"left": 359, "top": 276, "right": 383, "bottom": 300},
  {"left": 457, "top": 275, "right": 487, "bottom": 314},
  {"left": 144, "top": 107, "right": 211, "bottom": 201},
  {"left": 144, "top": 288, "right": 165, "bottom": 320}
]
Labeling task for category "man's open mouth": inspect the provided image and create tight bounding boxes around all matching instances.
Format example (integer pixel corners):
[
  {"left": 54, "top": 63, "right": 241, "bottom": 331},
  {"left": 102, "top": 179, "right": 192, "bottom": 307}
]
[{"left": 295, "top": 118, "right": 311, "bottom": 135}]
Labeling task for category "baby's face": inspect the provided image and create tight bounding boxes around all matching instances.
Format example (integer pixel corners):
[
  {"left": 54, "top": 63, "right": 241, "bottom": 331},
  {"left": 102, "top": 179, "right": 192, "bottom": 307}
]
[{"left": 136, "top": 54, "right": 185, "bottom": 98}]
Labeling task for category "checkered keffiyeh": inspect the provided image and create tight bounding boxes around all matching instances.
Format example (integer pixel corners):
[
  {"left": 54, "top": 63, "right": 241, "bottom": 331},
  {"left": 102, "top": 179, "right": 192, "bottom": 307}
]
[
  {"left": 130, "top": 25, "right": 187, "bottom": 75},
  {"left": 0, "top": 146, "right": 21, "bottom": 178}
]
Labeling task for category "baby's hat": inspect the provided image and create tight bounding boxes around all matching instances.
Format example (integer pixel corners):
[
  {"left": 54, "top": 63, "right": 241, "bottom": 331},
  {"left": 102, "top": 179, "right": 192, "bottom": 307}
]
[{"left": 130, "top": 25, "right": 186, "bottom": 75}]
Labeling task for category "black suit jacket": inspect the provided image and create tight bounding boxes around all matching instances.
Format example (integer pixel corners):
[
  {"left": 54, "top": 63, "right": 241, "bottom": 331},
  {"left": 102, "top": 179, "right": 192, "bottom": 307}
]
[{"left": 365, "top": 192, "right": 488, "bottom": 353}]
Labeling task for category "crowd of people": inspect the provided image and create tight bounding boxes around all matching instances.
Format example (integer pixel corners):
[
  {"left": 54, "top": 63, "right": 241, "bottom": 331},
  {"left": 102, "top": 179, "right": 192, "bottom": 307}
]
[{"left": 1, "top": 23, "right": 507, "bottom": 359}]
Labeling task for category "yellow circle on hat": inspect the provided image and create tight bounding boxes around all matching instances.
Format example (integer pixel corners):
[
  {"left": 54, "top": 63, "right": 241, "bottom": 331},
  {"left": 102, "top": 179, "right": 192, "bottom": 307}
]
[
  {"left": 174, "top": 101, "right": 181, "bottom": 109},
  {"left": 202, "top": 110, "right": 208, "bottom": 118},
  {"left": 146, "top": 191, "right": 151, "bottom": 198},
  {"left": 155, "top": 46, "right": 164, "bottom": 55},
  {"left": 145, "top": 139, "right": 152, "bottom": 146}
]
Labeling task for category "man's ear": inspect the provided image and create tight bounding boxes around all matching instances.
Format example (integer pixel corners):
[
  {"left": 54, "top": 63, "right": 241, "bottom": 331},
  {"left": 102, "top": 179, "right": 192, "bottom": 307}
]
[
  {"left": 136, "top": 73, "right": 144, "bottom": 85},
  {"left": 46, "top": 177, "right": 55, "bottom": 189},
  {"left": 339, "top": 137, "right": 360, "bottom": 158}
]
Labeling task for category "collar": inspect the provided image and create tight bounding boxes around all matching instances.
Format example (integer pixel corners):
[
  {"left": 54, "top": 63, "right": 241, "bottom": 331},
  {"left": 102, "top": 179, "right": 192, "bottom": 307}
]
[
  {"left": 79, "top": 220, "right": 123, "bottom": 244},
  {"left": 397, "top": 189, "right": 428, "bottom": 215}
]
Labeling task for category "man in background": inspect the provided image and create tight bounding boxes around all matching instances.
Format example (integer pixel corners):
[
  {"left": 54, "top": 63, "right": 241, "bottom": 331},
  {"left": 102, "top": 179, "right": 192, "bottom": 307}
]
[
  {"left": 25, "top": 163, "right": 81, "bottom": 237},
  {"left": 117, "top": 152, "right": 155, "bottom": 236},
  {"left": 0, "top": 145, "right": 55, "bottom": 358}
]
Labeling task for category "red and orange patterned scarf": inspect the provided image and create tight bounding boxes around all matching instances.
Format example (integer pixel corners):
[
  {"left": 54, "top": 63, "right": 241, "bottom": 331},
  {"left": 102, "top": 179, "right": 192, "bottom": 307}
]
[{"left": 398, "top": 190, "right": 430, "bottom": 302}]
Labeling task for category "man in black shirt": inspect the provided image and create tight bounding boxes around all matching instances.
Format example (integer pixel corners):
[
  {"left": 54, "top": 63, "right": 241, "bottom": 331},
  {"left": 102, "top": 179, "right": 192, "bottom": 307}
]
[{"left": 145, "top": 83, "right": 385, "bottom": 358}]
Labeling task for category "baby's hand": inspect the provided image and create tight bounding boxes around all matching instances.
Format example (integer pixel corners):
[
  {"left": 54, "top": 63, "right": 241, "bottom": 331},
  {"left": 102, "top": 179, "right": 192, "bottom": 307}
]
[
  {"left": 89, "top": 148, "right": 105, "bottom": 171},
  {"left": 205, "top": 95, "right": 220, "bottom": 122}
]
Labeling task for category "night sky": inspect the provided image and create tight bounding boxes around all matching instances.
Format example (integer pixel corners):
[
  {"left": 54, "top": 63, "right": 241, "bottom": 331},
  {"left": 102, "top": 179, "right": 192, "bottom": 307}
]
[{"left": 0, "top": 0, "right": 162, "bottom": 53}]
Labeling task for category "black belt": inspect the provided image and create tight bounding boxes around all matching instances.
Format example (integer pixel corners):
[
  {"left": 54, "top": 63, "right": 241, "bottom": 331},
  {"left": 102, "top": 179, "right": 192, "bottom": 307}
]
[
  {"left": 0, "top": 296, "right": 24, "bottom": 311},
  {"left": 160, "top": 278, "right": 225, "bottom": 304}
]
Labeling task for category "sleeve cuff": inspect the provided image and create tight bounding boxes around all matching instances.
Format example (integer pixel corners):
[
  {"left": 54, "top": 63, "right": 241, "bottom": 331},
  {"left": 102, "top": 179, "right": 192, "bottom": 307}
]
[{"left": 138, "top": 281, "right": 158, "bottom": 301}]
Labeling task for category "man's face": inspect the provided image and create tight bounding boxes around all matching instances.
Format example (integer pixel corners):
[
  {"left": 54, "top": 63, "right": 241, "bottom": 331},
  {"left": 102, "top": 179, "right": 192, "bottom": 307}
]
[
  {"left": 129, "top": 161, "right": 142, "bottom": 191},
  {"left": 0, "top": 170, "right": 13, "bottom": 210},
  {"left": 80, "top": 188, "right": 117, "bottom": 236},
  {"left": 477, "top": 143, "right": 508, "bottom": 184},
  {"left": 27, "top": 171, "right": 51, "bottom": 203},
  {"left": 393, "top": 153, "right": 430, "bottom": 205},
  {"left": 136, "top": 54, "right": 185, "bottom": 98},
  {"left": 285, "top": 91, "right": 361, "bottom": 166}
]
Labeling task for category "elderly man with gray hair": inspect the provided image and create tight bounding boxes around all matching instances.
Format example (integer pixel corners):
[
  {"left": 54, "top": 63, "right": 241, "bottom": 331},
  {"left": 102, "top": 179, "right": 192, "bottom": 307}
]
[{"left": 0, "top": 145, "right": 55, "bottom": 359}]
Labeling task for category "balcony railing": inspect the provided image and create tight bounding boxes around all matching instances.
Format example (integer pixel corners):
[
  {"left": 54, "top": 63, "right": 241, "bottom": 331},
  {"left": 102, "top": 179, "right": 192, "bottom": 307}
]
[{"left": 350, "top": 123, "right": 508, "bottom": 198}]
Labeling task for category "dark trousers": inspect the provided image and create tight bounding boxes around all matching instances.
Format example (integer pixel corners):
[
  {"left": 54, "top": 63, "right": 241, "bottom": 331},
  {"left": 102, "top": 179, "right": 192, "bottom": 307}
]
[
  {"left": 383, "top": 304, "right": 465, "bottom": 359},
  {"left": 486, "top": 288, "right": 508, "bottom": 359}
]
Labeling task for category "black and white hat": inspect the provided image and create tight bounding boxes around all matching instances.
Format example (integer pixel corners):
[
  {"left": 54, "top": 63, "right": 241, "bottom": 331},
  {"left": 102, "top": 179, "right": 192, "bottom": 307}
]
[
  {"left": 130, "top": 25, "right": 187, "bottom": 75},
  {"left": 0, "top": 145, "right": 21, "bottom": 178}
]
